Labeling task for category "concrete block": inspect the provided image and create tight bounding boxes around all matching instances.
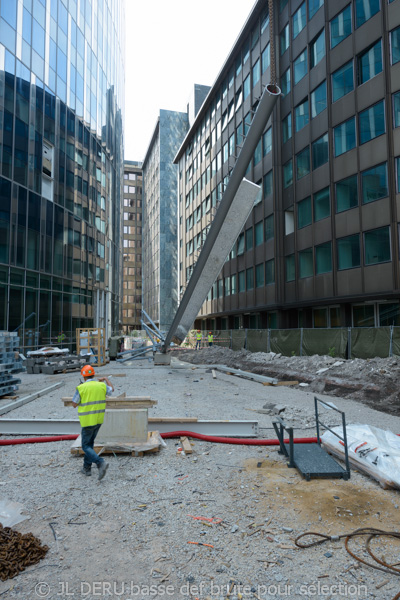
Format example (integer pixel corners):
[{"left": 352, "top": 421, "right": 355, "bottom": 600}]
[
  {"left": 99, "top": 409, "right": 148, "bottom": 443},
  {"left": 154, "top": 352, "right": 171, "bottom": 366}
]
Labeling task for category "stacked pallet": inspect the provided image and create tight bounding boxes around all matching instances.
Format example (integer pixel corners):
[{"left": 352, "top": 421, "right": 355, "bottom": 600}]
[
  {"left": 0, "top": 332, "right": 24, "bottom": 397},
  {"left": 25, "top": 352, "right": 90, "bottom": 375}
]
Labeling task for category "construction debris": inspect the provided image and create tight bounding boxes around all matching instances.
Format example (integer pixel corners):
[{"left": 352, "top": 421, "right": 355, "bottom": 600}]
[
  {"left": 0, "top": 332, "right": 24, "bottom": 397},
  {"left": 24, "top": 350, "right": 90, "bottom": 375}
]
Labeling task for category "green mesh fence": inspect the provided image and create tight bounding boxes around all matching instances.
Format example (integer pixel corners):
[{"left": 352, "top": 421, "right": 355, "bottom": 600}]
[
  {"left": 231, "top": 330, "right": 246, "bottom": 351},
  {"left": 213, "top": 330, "right": 231, "bottom": 348},
  {"left": 392, "top": 327, "right": 400, "bottom": 356},
  {"left": 350, "top": 327, "right": 391, "bottom": 359},
  {"left": 246, "top": 330, "right": 268, "bottom": 353},
  {"left": 270, "top": 330, "right": 301, "bottom": 356},
  {"left": 302, "top": 328, "right": 347, "bottom": 358}
]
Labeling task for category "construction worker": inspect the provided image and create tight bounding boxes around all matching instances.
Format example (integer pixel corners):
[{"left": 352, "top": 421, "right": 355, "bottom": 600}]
[
  {"left": 195, "top": 330, "right": 202, "bottom": 350},
  {"left": 71, "top": 365, "right": 114, "bottom": 480},
  {"left": 57, "top": 331, "right": 66, "bottom": 346},
  {"left": 208, "top": 331, "right": 214, "bottom": 347}
]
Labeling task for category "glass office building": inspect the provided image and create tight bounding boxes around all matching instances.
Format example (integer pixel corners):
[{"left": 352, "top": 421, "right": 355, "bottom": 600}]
[
  {"left": 176, "top": 0, "right": 400, "bottom": 330},
  {"left": 0, "top": 0, "right": 125, "bottom": 350}
]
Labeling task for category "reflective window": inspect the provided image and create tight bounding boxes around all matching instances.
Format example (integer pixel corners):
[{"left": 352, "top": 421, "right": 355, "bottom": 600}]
[
  {"left": 263, "top": 127, "right": 272, "bottom": 155},
  {"left": 311, "top": 81, "right": 327, "bottom": 118},
  {"left": 394, "top": 91, "right": 400, "bottom": 128},
  {"left": 281, "top": 68, "right": 291, "bottom": 97},
  {"left": 332, "top": 60, "right": 354, "bottom": 101},
  {"left": 285, "top": 254, "right": 295, "bottom": 282},
  {"left": 280, "top": 23, "right": 289, "bottom": 55},
  {"left": 359, "top": 100, "right": 385, "bottom": 144},
  {"left": 243, "top": 74, "right": 250, "bottom": 100},
  {"left": 299, "top": 248, "right": 313, "bottom": 278},
  {"left": 314, "top": 187, "right": 330, "bottom": 221},
  {"left": 262, "top": 44, "right": 270, "bottom": 73},
  {"left": 336, "top": 174, "right": 358, "bottom": 212},
  {"left": 310, "top": 30, "right": 326, "bottom": 68},
  {"left": 265, "top": 214, "right": 274, "bottom": 241},
  {"left": 309, "top": 0, "right": 324, "bottom": 20},
  {"left": 238, "top": 270, "right": 245, "bottom": 292},
  {"left": 337, "top": 234, "right": 361, "bottom": 270},
  {"left": 282, "top": 113, "right": 292, "bottom": 143},
  {"left": 293, "top": 2, "right": 306, "bottom": 39},
  {"left": 331, "top": 5, "right": 352, "bottom": 48},
  {"left": 255, "top": 263, "right": 264, "bottom": 287},
  {"left": 361, "top": 162, "right": 388, "bottom": 204},
  {"left": 297, "top": 196, "right": 312, "bottom": 229},
  {"left": 252, "top": 59, "right": 260, "bottom": 86},
  {"left": 1, "top": 0, "right": 17, "bottom": 29},
  {"left": 264, "top": 171, "right": 273, "bottom": 197},
  {"left": 364, "top": 227, "right": 390, "bottom": 265},
  {"left": 246, "top": 267, "right": 254, "bottom": 290},
  {"left": 391, "top": 26, "right": 400, "bottom": 64},
  {"left": 358, "top": 40, "right": 382, "bottom": 85},
  {"left": 295, "top": 99, "right": 309, "bottom": 131},
  {"left": 246, "top": 227, "right": 253, "bottom": 250},
  {"left": 353, "top": 304, "right": 375, "bottom": 326},
  {"left": 355, "top": 0, "right": 380, "bottom": 28},
  {"left": 334, "top": 117, "right": 356, "bottom": 156},
  {"left": 266, "top": 259, "right": 275, "bottom": 284},
  {"left": 296, "top": 147, "right": 310, "bottom": 179},
  {"left": 312, "top": 133, "right": 329, "bottom": 169},
  {"left": 283, "top": 160, "right": 293, "bottom": 188},
  {"left": 237, "top": 233, "right": 245, "bottom": 255},
  {"left": 316, "top": 242, "right": 332, "bottom": 274},
  {"left": 294, "top": 49, "right": 308, "bottom": 84}
]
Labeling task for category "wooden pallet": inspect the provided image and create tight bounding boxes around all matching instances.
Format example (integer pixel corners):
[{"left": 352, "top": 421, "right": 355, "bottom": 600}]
[
  {"left": 70, "top": 431, "right": 163, "bottom": 457},
  {"left": 62, "top": 396, "right": 156, "bottom": 408}
]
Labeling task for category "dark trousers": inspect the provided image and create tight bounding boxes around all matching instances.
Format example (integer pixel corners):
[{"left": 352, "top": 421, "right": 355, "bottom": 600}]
[{"left": 81, "top": 424, "right": 104, "bottom": 469}]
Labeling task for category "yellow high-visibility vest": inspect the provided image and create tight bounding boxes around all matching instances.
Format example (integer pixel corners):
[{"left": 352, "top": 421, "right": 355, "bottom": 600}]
[
  {"left": 196, "top": 332, "right": 202, "bottom": 341},
  {"left": 208, "top": 334, "right": 213, "bottom": 342},
  {"left": 77, "top": 381, "right": 107, "bottom": 427}
]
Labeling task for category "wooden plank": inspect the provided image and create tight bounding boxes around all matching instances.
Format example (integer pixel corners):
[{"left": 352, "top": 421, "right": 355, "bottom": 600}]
[
  {"left": 62, "top": 396, "right": 156, "bottom": 408},
  {"left": 273, "top": 381, "right": 299, "bottom": 387},
  {"left": 70, "top": 431, "right": 161, "bottom": 456},
  {"left": 180, "top": 436, "right": 193, "bottom": 454}
]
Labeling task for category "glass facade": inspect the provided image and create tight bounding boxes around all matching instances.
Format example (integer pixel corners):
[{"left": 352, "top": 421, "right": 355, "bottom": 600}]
[{"left": 0, "top": 0, "right": 125, "bottom": 350}]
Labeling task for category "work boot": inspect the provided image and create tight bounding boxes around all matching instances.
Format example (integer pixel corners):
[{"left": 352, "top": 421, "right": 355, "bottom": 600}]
[
  {"left": 98, "top": 461, "right": 109, "bottom": 481},
  {"left": 81, "top": 467, "right": 91, "bottom": 476}
]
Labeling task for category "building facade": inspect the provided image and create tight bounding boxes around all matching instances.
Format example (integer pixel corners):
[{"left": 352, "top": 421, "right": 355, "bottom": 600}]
[
  {"left": 142, "top": 109, "right": 189, "bottom": 331},
  {"left": 176, "top": 0, "right": 400, "bottom": 331},
  {"left": 122, "top": 161, "right": 142, "bottom": 332},
  {"left": 0, "top": 0, "right": 125, "bottom": 350}
]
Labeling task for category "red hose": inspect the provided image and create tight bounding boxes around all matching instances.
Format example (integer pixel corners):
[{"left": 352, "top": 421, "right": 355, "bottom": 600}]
[{"left": 0, "top": 432, "right": 318, "bottom": 446}]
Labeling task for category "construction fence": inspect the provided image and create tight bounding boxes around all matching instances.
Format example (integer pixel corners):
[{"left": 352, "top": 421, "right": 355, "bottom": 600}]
[{"left": 193, "top": 327, "right": 400, "bottom": 359}]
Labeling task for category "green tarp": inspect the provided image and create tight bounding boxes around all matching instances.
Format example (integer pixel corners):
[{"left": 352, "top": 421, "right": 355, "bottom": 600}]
[
  {"left": 213, "top": 330, "right": 231, "bottom": 348},
  {"left": 246, "top": 330, "right": 268, "bottom": 353},
  {"left": 302, "top": 329, "right": 347, "bottom": 358},
  {"left": 270, "top": 330, "right": 301, "bottom": 356},
  {"left": 350, "top": 327, "right": 391, "bottom": 359},
  {"left": 231, "top": 330, "right": 246, "bottom": 351}
]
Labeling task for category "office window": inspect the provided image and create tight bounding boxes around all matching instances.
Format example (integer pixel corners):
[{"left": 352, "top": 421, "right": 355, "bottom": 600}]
[
  {"left": 246, "top": 227, "right": 253, "bottom": 250},
  {"left": 238, "top": 270, "right": 245, "bottom": 292},
  {"left": 224, "top": 276, "right": 231, "bottom": 296},
  {"left": 280, "top": 0, "right": 289, "bottom": 11},
  {"left": 237, "top": 232, "right": 245, "bottom": 255},
  {"left": 295, "top": 99, "right": 309, "bottom": 131},
  {"left": 310, "top": 30, "right": 326, "bottom": 68},
  {"left": 332, "top": 60, "right": 354, "bottom": 101},
  {"left": 391, "top": 26, "right": 400, "bottom": 64},
  {"left": 280, "top": 23, "right": 289, "bottom": 54},
  {"left": 314, "top": 187, "right": 330, "bottom": 221},
  {"left": 281, "top": 68, "right": 291, "bottom": 96},
  {"left": 379, "top": 303, "right": 400, "bottom": 326},
  {"left": 358, "top": 40, "right": 382, "bottom": 85},
  {"left": 252, "top": 59, "right": 261, "bottom": 86},
  {"left": 298, "top": 196, "right": 312, "bottom": 229},
  {"left": 254, "top": 139, "right": 262, "bottom": 165},
  {"left": 282, "top": 113, "right": 292, "bottom": 143},
  {"left": 265, "top": 214, "right": 274, "bottom": 241},
  {"left": 361, "top": 162, "right": 388, "bottom": 203},
  {"left": 334, "top": 117, "right": 356, "bottom": 156},
  {"left": 246, "top": 267, "right": 254, "bottom": 290},
  {"left": 266, "top": 259, "right": 275, "bottom": 284},
  {"left": 264, "top": 170, "right": 273, "bottom": 196},
  {"left": 364, "top": 226, "right": 390, "bottom": 265},
  {"left": 263, "top": 127, "right": 272, "bottom": 155},
  {"left": 316, "top": 242, "right": 332, "bottom": 274},
  {"left": 244, "top": 74, "right": 250, "bottom": 99},
  {"left": 296, "top": 147, "right": 310, "bottom": 179},
  {"left": 285, "top": 254, "right": 295, "bottom": 282},
  {"left": 262, "top": 44, "right": 270, "bottom": 73},
  {"left": 312, "top": 133, "right": 329, "bottom": 169},
  {"left": 255, "top": 221, "right": 263, "bottom": 246},
  {"left": 285, "top": 209, "right": 294, "bottom": 235},
  {"left": 311, "top": 81, "right": 327, "bottom": 118},
  {"left": 396, "top": 157, "right": 400, "bottom": 191},
  {"left": 294, "top": 50, "right": 308, "bottom": 84},
  {"left": 231, "top": 273, "right": 237, "bottom": 294},
  {"left": 299, "top": 248, "right": 313, "bottom": 278},
  {"left": 331, "top": 5, "right": 352, "bottom": 48},
  {"left": 394, "top": 91, "right": 400, "bottom": 128},
  {"left": 309, "top": 0, "right": 323, "bottom": 20},
  {"left": 337, "top": 234, "right": 360, "bottom": 270},
  {"left": 293, "top": 2, "right": 306, "bottom": 39},
  {"left": 283, "top": 160, "right": 293, "bottom": 188},
  {"left": 353, "top": 304, "right": 375, "bottom": 327},
  {"left": 359, "top": 100, "right": 385, "bottom": 144},
  {"left": 255, "top": 263, "right": 264, "bottom": 287},
  {"left": 336, "top": 174, "right": 358, "bottom": 212},
  {"left": 355, "top": 0, "right": 380, "bottom": 28}
]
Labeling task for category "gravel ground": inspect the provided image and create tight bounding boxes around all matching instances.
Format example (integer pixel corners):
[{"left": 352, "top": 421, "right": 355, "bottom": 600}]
[{"left": 0, "top": 355, "right": 400, "bottom": 600}]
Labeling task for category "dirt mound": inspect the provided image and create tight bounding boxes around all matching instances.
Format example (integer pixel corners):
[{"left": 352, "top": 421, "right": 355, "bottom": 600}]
[{"left": 173, "top": 347, "right": 400, "bottom": 416}]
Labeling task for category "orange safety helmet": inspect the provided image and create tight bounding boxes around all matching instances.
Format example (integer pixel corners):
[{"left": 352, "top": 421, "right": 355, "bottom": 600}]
[{"left": 81, "top": 365, "right": 95, "bottom": 377}]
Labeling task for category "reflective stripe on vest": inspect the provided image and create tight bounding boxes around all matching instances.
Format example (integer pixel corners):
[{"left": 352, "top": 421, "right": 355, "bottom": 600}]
[
  {"left": 77, "top": 381, "right": 107, "bottom": 427},
  {"left": 208, "top": 335, "right": 213, "bottom": 342},
  {"left": 196, "top": 333, "right": 202, "bottom": 340}
]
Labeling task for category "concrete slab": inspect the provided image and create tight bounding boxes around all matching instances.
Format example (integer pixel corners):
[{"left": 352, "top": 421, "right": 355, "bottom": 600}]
[
  {"left": 154, "top": 352, "right": 171, "bottom": 365},
  {"left": 99, "top": 408, "right": 148, "bottom": 443}
]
